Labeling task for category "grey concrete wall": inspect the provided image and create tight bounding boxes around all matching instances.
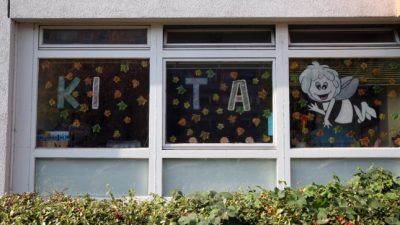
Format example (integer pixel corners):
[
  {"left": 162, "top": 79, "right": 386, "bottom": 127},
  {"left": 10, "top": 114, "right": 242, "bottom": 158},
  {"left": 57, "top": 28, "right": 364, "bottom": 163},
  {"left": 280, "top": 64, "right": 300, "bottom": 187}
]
[
  {"left": 0, "top": 0, "right": 13, "bottom": 193},
  {"left": 10, "top": 0, "right": 398, "bottom": 20}
]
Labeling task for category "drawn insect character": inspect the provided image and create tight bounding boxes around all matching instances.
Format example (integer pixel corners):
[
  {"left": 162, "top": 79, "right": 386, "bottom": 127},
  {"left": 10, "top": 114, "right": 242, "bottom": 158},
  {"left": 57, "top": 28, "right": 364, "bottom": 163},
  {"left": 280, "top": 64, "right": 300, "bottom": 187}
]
[{"left": 299, "top": 61, "right": 376, "bottom": 128}]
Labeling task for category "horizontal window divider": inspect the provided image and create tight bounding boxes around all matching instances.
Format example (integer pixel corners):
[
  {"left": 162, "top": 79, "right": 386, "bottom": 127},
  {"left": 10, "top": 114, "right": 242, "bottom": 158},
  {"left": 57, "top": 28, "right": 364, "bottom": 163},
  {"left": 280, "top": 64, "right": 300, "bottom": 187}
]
[
  {"left": 36, "top": 51, "right": 152, "bottom": 58},
  {"left": 39, "top": 45, "right": 150, "bottom": 50},
  {"left": 33, "top": 148, "right": 150, "bottom": 158},
  {"left": 161, "top": 150, "right": 278, "bottom": 159},
  {"left": 288, "top": 49, "right": 400, "bottom": 57},
  {"left": 289, "top": 149, "right": 400, "bottom": 158}
]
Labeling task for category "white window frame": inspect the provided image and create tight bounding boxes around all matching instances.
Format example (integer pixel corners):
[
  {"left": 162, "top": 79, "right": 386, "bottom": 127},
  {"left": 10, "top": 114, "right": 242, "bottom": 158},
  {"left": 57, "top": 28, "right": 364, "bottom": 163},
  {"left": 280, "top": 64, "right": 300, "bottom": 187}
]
[{"left": 11, "top": 23, "right": 400, "bottom": 197}]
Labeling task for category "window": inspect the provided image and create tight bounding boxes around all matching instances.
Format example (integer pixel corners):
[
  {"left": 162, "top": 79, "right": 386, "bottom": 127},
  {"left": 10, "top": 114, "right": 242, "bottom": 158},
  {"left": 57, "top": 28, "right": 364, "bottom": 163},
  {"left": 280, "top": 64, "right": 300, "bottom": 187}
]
[
  {"left": 289, "top": 58, "right": 400, "bottom": 148},
  {"left": 165, "top": 61, "right": 273, "bottom": 145}
]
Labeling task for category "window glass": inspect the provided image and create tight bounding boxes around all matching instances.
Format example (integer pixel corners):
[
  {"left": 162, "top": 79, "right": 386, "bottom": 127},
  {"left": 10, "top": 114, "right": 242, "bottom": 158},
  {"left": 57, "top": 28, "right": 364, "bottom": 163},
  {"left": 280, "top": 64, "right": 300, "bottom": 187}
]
[
  {"left": 42, "top": 28, "right": 147, "bottom": 45},
  {"left": 291, "top": 159, "right": 400, "bottom": 187},
  {"left": 162, "top": 159, "right": 276, "bottom": 195},
  {"left": 166, "top": 61, "right": 273, "bottom": 144},
  {"left": 37, "top": 59, "right": 149, "bottom": 148},
  {"left": 35, "top": 159, "right": 148, "bottom": 197},
  {"left": 289, "top": 58, "right": 400, "bottom": 148}
]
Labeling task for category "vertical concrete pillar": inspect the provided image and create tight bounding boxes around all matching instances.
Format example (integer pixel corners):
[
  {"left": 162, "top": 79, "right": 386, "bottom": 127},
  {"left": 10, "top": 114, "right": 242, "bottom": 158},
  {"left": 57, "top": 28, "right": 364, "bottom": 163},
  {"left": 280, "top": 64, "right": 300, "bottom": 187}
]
[{"left": 0, "top": 0, "right": 13, "bottom": 193}]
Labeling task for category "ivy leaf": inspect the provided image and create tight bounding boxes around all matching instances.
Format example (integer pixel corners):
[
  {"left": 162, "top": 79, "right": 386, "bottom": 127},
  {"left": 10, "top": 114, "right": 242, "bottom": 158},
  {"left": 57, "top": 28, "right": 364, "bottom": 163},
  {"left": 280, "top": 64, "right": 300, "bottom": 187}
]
[
  {"left": 262, "top": 109, "right": 272, "bottom": 118},
  {"left": 120, "top": 63, "right": 130, "bottom": 73},
  {"left": 391, "top": 112, "right": 399, "bottom": 120},
  {"left": 176, "top": 85, "right": 187, "bottom": 95},
  {"left": 60, "top": 110, "right": 69, "bottom": 120},
  {"left": 206, "top": 69, "right": 215, "bottom": 78},
  {"left": 235, "top": 106, "right": 245, "bottom": 115},
  {"left": 92, "top": 124, "right": 101, "bottom": 133},
  {"left": 290, "top": 74, "right": 299, "bottom": 84},
  {"left": 334, "top": 126, "right": 343, "bottom": 134},
  {"left": 117, "top": 101, "right": 128, "bottom": 111},
  {"left": 298, "top": 98, "right": 308, "bottom": 108},
  {"left": 261, "top": 71, "right": 271, "bottom": 80}
]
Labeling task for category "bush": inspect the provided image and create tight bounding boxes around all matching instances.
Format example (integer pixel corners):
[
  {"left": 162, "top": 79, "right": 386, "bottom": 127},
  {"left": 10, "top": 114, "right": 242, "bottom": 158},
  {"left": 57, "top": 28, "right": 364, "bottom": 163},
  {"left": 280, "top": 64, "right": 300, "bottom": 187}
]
[{"left": 1, "top": 167, "right": 399, "bottom": 225}]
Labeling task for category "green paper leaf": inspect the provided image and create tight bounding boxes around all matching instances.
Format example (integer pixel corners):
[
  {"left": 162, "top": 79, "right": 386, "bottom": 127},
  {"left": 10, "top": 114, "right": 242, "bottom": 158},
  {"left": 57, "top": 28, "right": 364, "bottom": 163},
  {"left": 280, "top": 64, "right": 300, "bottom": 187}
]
[
  {"left": 120, "top": 63, "right": 130, "bottom": 73},
  {"left": 235, "top": 106, "right": 244, "bottom": 115},
  {"left": 176, "top": 85, "right": 187, "bottom": 95},
  {"left": 60, "top": 110, "right": 69, "bottom": 120},
  {"left": 117, "top": 101, "right": 128, "bottom": 111},
  {"left": 263, "top": 109, "right": 271, "bottom": 118},
  {"left": 252, "top": 77, "right": 260, "bottom": 85},
  {"left": 391, "top": 112, "right": 399, "bottom": 120},
  {"left": 261, "top": 71, "right": 271, "bottom": 80},
  {"left": 92, "top": 124, "right": 101, "bottom": 133},
  {"left": 372, "top": 85, "right": 384, "bottom": 94},
  {"left": 334, "top": 126, "right": 343, "bottom": 134},
  {"left": 298, "top": 98, "right": 308, "bottom": 108},
  {"left": 206, "top": 69, "right": 215, "bottom": 78},
  {"left": 388, "top": 63, "right": 400, "bottom": 70}
]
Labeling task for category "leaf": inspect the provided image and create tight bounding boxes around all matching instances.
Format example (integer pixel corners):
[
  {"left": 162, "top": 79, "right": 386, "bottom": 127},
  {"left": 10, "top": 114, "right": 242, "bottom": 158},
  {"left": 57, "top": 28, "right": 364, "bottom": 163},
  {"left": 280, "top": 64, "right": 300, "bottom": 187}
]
[
  {"left": 92, "top": 124, "right": 101, "bottom": 133},
  {"left": 262, "top": 109, "right": 272, "bottom": 118},
  {"left": 206, "top": 69, "right": 215, "bottom": 78},
  {"left": 117, "top": 101, "right": 128, "bottom": 111},
  {"left": 388, "top": 63, "right": 400, "bottom": 70},
  {"left": 372, "top": 85, "right": 384, "bottom": 94},
  {"left": 391, "top": 112, "right": 399, "bottom": 120},
  {"left": 176, "top": 85, "right": 187, "bottom": 95},
  {"left": 235, "top": 106, "right": 244, "bottom": 115},
  {"left": 120, "top": 63, "right": 130, "bottom": 73},
  {"left": 298, "top": 98, "right": 308, "bottom": 108},
  {"left": 261, "top": 71, "right": 271, "bottom": 80},
  {"left": 60, "top": 110, "right": 69, "bottom": 119}
]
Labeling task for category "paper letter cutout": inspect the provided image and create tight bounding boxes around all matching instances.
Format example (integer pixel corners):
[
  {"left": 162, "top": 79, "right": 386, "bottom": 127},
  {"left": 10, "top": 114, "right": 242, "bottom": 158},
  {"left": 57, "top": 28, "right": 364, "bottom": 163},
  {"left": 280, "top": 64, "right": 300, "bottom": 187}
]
[
  {"left": 57, "top": 76, "right": 80, "bottom": 109},
  {"left": 228, "top": 80, "right": 251, "bottom": 111},
  {"left": 185, "top": 78, "right": 208, "bottom": 110},
  {"left": 92, "top": 77, "right": 100, "bottom": 109}
]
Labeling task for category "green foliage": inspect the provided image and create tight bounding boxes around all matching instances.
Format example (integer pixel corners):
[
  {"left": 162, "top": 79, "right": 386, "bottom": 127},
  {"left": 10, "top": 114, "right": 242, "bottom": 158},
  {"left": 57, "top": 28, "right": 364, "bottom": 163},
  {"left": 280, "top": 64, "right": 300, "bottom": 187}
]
[{"left": 1, "top": 167, "right": 400, "bottom": 225}]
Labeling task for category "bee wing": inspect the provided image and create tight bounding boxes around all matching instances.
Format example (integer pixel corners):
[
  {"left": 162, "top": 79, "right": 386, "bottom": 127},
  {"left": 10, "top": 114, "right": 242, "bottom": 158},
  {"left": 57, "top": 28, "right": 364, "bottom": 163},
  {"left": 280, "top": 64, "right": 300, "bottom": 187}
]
[{"left": 335, "top": 76, "right": 359, "bottom": 100}]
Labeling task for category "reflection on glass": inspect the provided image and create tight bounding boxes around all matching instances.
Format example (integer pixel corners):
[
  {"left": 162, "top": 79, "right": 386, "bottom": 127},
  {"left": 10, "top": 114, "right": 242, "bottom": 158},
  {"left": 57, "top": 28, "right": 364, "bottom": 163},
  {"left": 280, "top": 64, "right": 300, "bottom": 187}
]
[
  {"left": 166, "top": 62, "right": 273, "bottom": 144},
  {"left": 37, "top": 59, "right": 149, "bottom": 148},
  {"left": 290, "top": 58, "right": 400, "bottom": 148}
]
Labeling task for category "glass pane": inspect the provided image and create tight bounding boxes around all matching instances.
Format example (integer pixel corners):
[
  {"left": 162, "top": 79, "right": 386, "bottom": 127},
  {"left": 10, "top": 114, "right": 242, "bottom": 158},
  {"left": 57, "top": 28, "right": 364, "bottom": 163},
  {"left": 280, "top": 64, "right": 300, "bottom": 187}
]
[
  {"left": 37, "top": 59, "right": 149, "bottom": 148},
  {"left": 35, "top": 159, "right": 148, "bottom": 197},
  {"left": 290, "top": 30, "right": 395, "bottom": 43},
  {"left": 291, "top": 159, "right": 400, "bottom": 187},
  {"left": 289, "top": 58, "right": 400, "bottom": 148},
  {"left": 162, "top": 159, "right": 276, "bottom": 195},
  {"left": 166, "top": 62, "right": 273, "bottom": 144},
  {"left": 42, "top": 29, "right": 147, "bottom": 45}
]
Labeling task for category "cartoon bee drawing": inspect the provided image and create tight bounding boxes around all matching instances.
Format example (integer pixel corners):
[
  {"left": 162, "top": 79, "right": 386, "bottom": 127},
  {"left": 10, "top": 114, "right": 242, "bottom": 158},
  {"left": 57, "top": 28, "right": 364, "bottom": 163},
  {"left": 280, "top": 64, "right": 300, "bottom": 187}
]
[{"left": 299, "top": 61, "right": 376, "bottom": 128}]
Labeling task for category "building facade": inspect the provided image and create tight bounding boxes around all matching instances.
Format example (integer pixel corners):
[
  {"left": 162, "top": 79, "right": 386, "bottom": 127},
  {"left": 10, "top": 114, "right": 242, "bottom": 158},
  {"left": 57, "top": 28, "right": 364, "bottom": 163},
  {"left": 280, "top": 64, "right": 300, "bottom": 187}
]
[{"left": 1, "top": 0, "right": 400, "bottom": 197}]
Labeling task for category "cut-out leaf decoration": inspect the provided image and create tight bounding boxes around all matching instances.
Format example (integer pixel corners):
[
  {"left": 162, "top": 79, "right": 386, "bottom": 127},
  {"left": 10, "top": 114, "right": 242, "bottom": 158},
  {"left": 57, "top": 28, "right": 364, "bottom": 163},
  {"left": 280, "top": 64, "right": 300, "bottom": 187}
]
[
  {"left": 291, "top": 89, "right": 300, "bottom": 99},
  {"left": 388, "top": 90, "right": 398, "bottom": 98},
  {"left": 169, "top": 136, "right": 177, "bottom": 143},
  {"left": 388, "top": 79, "right": 396, "bottom": 85},
  {"left": 60, "top": 110, "right": 69, "bottom": 119},
  {"left": 177, "top": 118, "right": 187, "bottom": 127},
  {"left": 328, "top": 137, "right": 335, "bottom": 145},
  {"left": 219, "top": 83, "right": 229, "bottom": 92},
  {"left": 371, "top": 68, "right": 380, "bottom": 76},
  {"left": 316, "top": 129, "right": 324, "bottom": 137},
  {"left": 45, "top": 81, "right": 53, "bottom": 89},
  {"left": 95, "top": 66, "right": 103, "bottom": 74},
  {"left": 359, "top": 136, "right": 370, "bottom": 146},
  {"left": 298, "top": 98, "right": 308, "bottom": 108},
  {"left": 113, "top": 130, "right": 121, "bottom": 138},
  {"left": 79, "top": 103, "right": 89, "bottom": 113},
  {"left": 104, "top": 110, "right": 111, "bottom": 117},
  {"left": 236, "top": 127, "right": 245, "bottom": 136},
  {"left": 252, "top": 117, "right": 261, "bottom": 127},
  {"left": 199, "top": 131, "right": 210, "bottom": 141},
  {"left": 235, "top": 106, "right": 245, "bottom": 115},
  {"left": 389, "top": 63, "right": 400, "bottom": 70},
  {"left": 360, "top": 62, "right": 368, "bottom": 70},
  {"left": 368, "top": 128, "right": 375, "bottom": 137},
  {"left": 220, "top": 137, "right": 229, "bottom": 143},
  {"left": 92, "top": 124, "right": 101, "bottom": 133},
  {"left": 289, "top": 61, "right": 300, "bottom": 70},
  {"left": 343, "top": 59, "right": 352, "bottom": 67},
  {"left": 84, "top": 77, "right": 92, "bottom": 86},
  {"left": 245, "top": 137, "right": 254, "bottom": 143},
  {"left": 113, "top": 76, "right": 121, "bottom": 83},
  {"left": 206, "top": 69, "right": 215, "bottom": 78},
  {"left": 217, "top": 123, "right": 224, "bottom": 130},
  {"left": 191, "top": 114, "right": 201, "bottom": 123},
  {"left": 176, "top": 85, "right": 187, "bottom": 95},
  {"left": 188, "top": 137, "right": 198, "bottom": 143},
  {"left": 372, "top": 86, "right": 383, "bottom": 95},
  {"left": 262, "top": 109, "right": 272, "bottom": 118},
  {"left": 120, "top": 63, "right": 129, "bottom": 73},
  {"left": 391, "top": 112, "right": 399, "bottom": 120},
  {"left": 131, "top": 79, "right": 140, "bottom": 88},
  {"left": 290, "top": 74, "right": 299, "bottom": 83},
  {"left": 201, "top": 108, "right": 209, "bottom": 116},
  {"left": 379, "top": 131, "right": 388, "bottom": 139},
  {"left": 137, "top": 96, "right": 148, "bottom": 106},
  {"left": 357, "top": 88, "right": 366, "bottom": 96},
  {"left": 258, "top": 89, "right": 268, "bottom": 100},
  {"left": 72, "top": 119, "right": 80, "bottom": 128},
  {"left": 379, "top": 113, "right": 386, "bottom": 120},
  {"left": 216, "top": 107, "right": 224, "bottom": 115},
  {"left": 72, "top": 91, "right": 79, "bottom": 98},
  {"left": 172, "top": 99, "right": 180, "bottom": 106},
  {"left": 346, "top": 130, "right": 356, "bottom": 138},
  {"left": 114, "top": 90, "right": 122, "bottom": 99},
  {"left": 123, "top": 116, "right": 132, "bottom": 124},
  {"left": 141, "top": 60, "right": 148, "bottom": 68},
  {"left": 65, "top": 72, "right": 74, "bottom": 81},
  {"left": 230, "top": 71, "right": 238, "bottom": 80},
  {"left": 184, "top": 102, "right": 191, "bottom": 109},
  {"left": 186, "top": 129, "right": 194, "bottom": 136},
  {"left": 41, "top": 60, "right": 51, "bottom": 70},
  {"left": 195, "top": 69, "right": 202, "bottom": 76},
  {"left": 212, "top": 94, "right": 220, "bottom": 102},
  {"left": 73, "top": 62, "right": 82, "bottom": 70},
  {"left": 172, "top": 76, "right": 180, "bottom": 83},
  {"left": 261, "top": 71, "right": 271, "bottom": 80},
  {"left": 334, "top": 126, "right": 343, "bottom": 134},
  {"left": 86, "top": 91, "right": 93, "bottom": 98},
  {"left": 48, "top": 99, "right": 56, "bottom": 107},
  {"left": 117, "top": 101, "right": 128, "bottom": 111},
  {"left": 252, "top": 77, "right": 259, "bottom": 85},
  {"left": 262, "top": 134, "right": 271, "bottom": 142},
  {"left": 227, "top": 115, "right": 237, "bottom": 124}
]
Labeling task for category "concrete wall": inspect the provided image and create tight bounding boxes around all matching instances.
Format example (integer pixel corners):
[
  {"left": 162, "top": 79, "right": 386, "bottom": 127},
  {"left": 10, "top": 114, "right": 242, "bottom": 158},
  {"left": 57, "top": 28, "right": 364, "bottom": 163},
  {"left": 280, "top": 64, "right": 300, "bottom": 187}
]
[
  {"left": 10, "top": 0, "right": 399, "bottom": 21},
  {"left": 0, "top": 0, "right": 13, "bottom": 193}
]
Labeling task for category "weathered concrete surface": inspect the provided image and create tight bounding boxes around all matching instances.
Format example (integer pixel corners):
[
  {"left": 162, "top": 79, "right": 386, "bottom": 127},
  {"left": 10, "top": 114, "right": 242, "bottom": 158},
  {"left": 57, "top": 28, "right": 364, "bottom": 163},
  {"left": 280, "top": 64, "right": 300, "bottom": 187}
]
[
  {"left": 0, "top": 0, "right": 13, "bottom": 193},
  {"left": 10, "top": 0, "right": 398, "bottom": 20}
]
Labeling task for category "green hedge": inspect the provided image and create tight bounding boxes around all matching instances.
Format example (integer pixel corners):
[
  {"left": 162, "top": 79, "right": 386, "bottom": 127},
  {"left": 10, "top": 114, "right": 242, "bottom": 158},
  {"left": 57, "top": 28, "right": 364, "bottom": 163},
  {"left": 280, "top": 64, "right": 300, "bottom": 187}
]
[{"left": 1, "top": 167, "right": 400, "bottom": 225}]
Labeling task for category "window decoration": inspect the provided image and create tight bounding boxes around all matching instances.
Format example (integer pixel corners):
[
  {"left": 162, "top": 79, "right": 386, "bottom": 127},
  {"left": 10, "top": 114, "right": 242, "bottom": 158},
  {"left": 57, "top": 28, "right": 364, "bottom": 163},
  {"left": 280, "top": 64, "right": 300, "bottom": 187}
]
[
  {"left": 166, "top": 62, "right": 273, "bottom": 144},
  {"left": 37, "top": 59, "right": 149, "bottom": 148},
  {"left": 290, "top": 58, "right": 400, "bottom": 148}
]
